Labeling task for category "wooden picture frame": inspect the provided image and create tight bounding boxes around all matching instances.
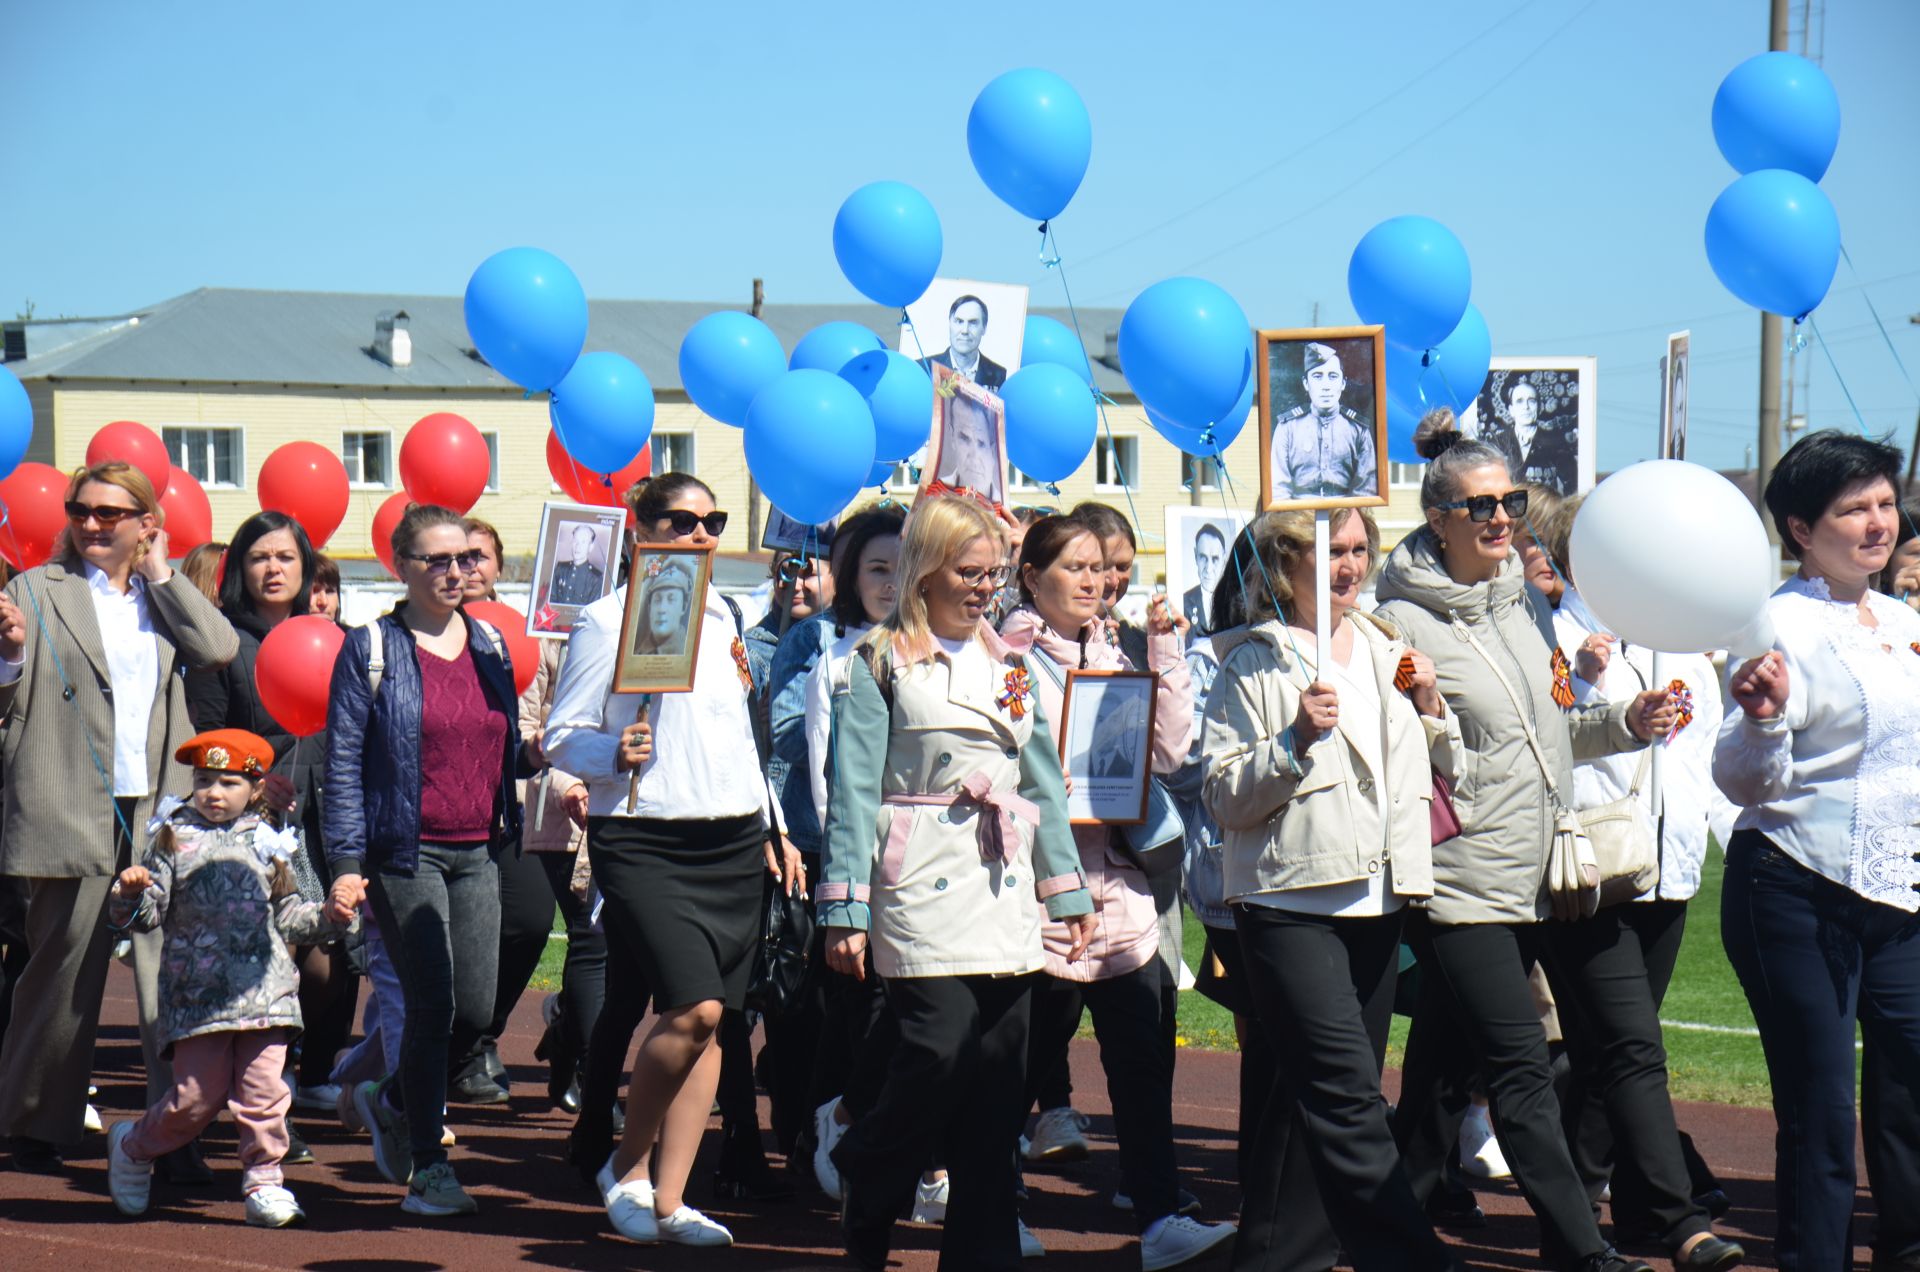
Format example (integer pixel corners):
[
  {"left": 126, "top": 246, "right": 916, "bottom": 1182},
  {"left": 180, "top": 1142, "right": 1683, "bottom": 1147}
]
[
  {"left": 527, "top": 501, "right": 624, "bottom": 640},
  {"left": 1059, "top": 668, "right": 1158, "bottom": 826},
  {"left": 612, "top": 543, "right": 714, "bottom": 695},
  {"left": 1257, "top": 325, "right": 1390, "bottom": 512}
]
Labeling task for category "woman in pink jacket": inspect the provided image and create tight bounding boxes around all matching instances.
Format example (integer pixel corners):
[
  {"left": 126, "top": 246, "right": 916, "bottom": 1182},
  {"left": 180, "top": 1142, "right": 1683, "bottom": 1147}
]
[{"left": 999, "top": 513, "right": 1236, "bottom": 1271}]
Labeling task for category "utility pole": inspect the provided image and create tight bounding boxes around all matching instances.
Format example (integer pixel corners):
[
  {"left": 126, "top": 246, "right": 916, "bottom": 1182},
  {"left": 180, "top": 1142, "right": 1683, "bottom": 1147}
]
[
  {"left": 747, "top": 277, "right": 764, "bottom": 552},
  {"left": 1908, "top": 312, "right": 1920, "bottom": 495},
  {"left": 1754, "top": 0, "right": 1790, "bottom": 546}
]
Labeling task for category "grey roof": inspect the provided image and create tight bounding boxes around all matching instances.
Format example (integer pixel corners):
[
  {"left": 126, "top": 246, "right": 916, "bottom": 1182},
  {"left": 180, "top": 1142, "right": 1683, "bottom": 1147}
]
[{"left": 4, "top": 287, "right": 1132, "bottom": 397}]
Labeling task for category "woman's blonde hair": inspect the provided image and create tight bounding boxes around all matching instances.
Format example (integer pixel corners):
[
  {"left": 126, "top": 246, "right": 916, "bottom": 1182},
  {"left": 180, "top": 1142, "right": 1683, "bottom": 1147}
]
[
  {"left": 53, "top": 461, "right": 163, "bottom": 567},
  {"left": 1244, "top": 507, "right": 1379, "bottom": 627},
  {"left": 872, "top": 496, "right": 1006, "bottom": 664},
  {"left": 179, "top": 542, "right": 227, "bottom": 604},
  {"left": 1520, "top": 485, "right": 1579, "bottom": 582}
]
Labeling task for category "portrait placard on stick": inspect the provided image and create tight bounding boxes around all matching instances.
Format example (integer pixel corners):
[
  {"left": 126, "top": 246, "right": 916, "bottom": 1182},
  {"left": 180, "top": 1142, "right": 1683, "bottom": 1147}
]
[
  {"left": 1257, "top": 326, "right": 1389, "bottom": 513},
  {"left": 612, "top": 543, "right": 713, "bottom": 695}
]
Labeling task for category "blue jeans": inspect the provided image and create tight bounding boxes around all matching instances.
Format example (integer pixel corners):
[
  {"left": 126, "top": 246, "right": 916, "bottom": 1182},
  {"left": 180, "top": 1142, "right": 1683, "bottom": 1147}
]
[{"left": 1721, "top": 830, "right": 1920, "bottom": 1271}]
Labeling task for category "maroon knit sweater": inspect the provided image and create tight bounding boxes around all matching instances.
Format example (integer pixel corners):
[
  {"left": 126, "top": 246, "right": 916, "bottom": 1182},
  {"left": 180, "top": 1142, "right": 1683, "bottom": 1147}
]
[{"left": 417, "top": 643, "right": 509, "bottom": 843}]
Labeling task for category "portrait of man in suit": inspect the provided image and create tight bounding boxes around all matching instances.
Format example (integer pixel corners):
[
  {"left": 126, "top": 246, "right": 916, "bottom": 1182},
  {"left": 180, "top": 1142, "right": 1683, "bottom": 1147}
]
[
  {"left": 925, "top": 294, "right": 1007, "bottom": 390},
  {"left": 1181, "top": 522, "right": 1227, "bottom": 635},
  {"left": 547, "top": 522, "right": 605, "bottom": 608},
  {"left": 1088, "top": 692, "right": 1145, "bottom": 781}
]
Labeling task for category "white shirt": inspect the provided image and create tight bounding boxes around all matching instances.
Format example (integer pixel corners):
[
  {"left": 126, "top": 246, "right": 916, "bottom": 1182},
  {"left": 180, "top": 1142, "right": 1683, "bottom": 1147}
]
[
  {"left": 1557, "top": 589, "right": 1734, "bottom": 902},
  {"left": 1713, "top": 575, "right": 1920, "bottom": 911},
  {"left": 805, "top": 624, "right": 875, "bottom": 833},
  {"left": 546, "top": 584, "right": 782, "bottom": 828},
  {"left": 87, "top": 565, "right": 161, "bottom": 796}
]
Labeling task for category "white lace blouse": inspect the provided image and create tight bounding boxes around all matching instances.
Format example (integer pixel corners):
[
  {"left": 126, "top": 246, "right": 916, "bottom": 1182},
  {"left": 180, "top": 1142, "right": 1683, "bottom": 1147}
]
[{"left": 1712, "top": 574, "right": 1920, "bottom": 911}]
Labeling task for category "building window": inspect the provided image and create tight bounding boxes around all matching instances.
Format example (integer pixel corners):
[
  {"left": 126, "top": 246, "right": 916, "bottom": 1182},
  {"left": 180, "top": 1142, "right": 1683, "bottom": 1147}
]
[
  {"left": 1180, "top": 453, "right": 1221, "bottom": 493},
  {"left": 342, "top": 431, "right": 392, "bottom": 487},
  {"left": 887, "top": 461, "right": 917, "bottom": 491},
  {"left": 161, "top": 426, "right": 243, "bottom": 488},
  {"left": 1009, "top": 464, "right": 1044, "bottom": 492},
  {"left": 1094, "top": 435, "right": 1138, "bottom": 491},
  {"left": 652, "top": 432, "right": 695, "bottom": 476},
  {"left": 482, "top": 432, "right": 501, "bottom": 492},
  {"left": 1389, "top": 461, "right": 1426, "bottom": 489}
]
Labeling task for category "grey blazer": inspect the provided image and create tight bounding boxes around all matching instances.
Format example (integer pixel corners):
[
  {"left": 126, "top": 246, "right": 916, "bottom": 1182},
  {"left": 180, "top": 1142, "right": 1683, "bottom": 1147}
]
[{"left": 0, "top": 559, "right": 239, "bottom": 878}]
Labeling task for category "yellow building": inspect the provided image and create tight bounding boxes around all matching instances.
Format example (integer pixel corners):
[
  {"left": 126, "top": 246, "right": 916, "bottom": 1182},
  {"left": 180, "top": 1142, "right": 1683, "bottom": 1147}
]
[{"left": 2, "top": 288, "right": 1426, "bottom": 594}]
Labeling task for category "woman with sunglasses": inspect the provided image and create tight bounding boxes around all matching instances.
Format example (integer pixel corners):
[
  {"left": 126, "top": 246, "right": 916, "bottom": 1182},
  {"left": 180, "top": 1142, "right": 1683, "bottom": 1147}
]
[
  {"left": 1373, "top": 413, "right": 1696, "bottom": 1272},
  {"left": 324, "top": 503, "right": 528, "bottom": 1218},
  {"left": 0, "top": 462, "right": 238, "bottom": 1177},
  {"left": 546, "top": 472, "right": 804, "bottom": 1249},
  {"left": 820, "top": 496, "right": 1095, "bottom": 1270}
]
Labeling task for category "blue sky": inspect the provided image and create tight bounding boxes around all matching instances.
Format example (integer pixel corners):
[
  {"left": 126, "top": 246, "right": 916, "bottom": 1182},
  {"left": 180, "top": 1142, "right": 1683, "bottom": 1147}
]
[{"left": 6, "top": 0, "right": 1917, "bottom": 473}]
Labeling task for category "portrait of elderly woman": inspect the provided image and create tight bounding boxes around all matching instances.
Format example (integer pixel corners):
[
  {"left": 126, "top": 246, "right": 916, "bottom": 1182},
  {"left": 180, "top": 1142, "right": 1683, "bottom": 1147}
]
[
  {"left": 1471, "top": 360, "right": 1594, "bottom": 495},
  {"left": 613, "top": 547, "right": 712, "bottom": 693}
]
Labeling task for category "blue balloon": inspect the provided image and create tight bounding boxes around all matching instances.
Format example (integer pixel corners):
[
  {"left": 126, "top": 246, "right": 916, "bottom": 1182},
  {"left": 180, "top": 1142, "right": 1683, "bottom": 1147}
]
[
  {"left": 791, "top": 322, "right": 885, "bottom": 374},
  {"left": 745, "top": 370, "right": 877, "bottom": 526},
  {"left": 1347, "top": 216, "right": 1472, "bottom": 352},
  {"left": 1383, "top": 383, "right": 1441, "bottom": 467},
  {"left": 867, "top": 458, "right": 896, "bottom": 487},
  {"left": 833, "top": 181, "right": 944, "bottom": 308},
  {"left": 838, "top": 349, "right": 933, "bottom": 462},
  {"left": 1386, "top": 303, "right": 1492, "bottom": 421},
  {"left": 0, "top": 366, "right": 30, "bottom": 481},
  {"left": 966, "top": 69, "right": 1093, "bottom": 222},
  {"left": 679, "top": 311, "right": 786, "bottom": 427},
  {"left": 1118, "top": 278, "right": 1253, "bottom": 433},
  {"left": 1002, "top": 363, "right": 1097, "bottom": 483},
  {"left": 1705, "top": 170, "right": 1840, "bottom": 320},
  {"left": 1147, "top": 367, "right": 1254, "bottom": 460},
  {"left": 1713, "top": 52, "right": 1841, "bottom": 182},
  {"left": 549, "top": 352, "right": 656, "bottom": 474},
  {"left": 1021, "top": 315, "right": 1093, "bottom": 385},
  {"left": 463, "top": 247, "right": 589, "bottom": 392}
]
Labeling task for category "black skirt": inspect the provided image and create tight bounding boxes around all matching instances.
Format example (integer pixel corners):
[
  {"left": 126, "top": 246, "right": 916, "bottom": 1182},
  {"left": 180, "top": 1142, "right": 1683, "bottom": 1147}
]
[{"left": 588, "top": 813, "right": 767, "bottom": 1012}]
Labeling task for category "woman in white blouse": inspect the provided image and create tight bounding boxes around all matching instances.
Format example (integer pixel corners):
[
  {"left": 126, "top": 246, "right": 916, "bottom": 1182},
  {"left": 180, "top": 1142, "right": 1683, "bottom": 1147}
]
[
  {"left": 546, "top": 472, "right": 803, "bottom": 1250},
  {"left": 1714, "top": 431, "right": 1920, "bottom": 1272}
]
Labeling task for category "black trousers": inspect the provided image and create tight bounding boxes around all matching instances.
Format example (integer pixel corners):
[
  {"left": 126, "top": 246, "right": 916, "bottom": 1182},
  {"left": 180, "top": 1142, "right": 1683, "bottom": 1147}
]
[
  {"left": 1541, "top": 902, "right": 1711, "bottom": 1251},
  {"left": 1722, "top": 832, "right": 1920, "bottom": 1271},
  {"left": 1864, "top": 1034, "right": 1920, "bottom": 1265},
  {"left": 1236, "top": 905, "right": 1455, "bottom": 1272},
  {"left": 814, "top": 945, "right": 895, "bottom": 1120},
  {"left": 1394, "top": 915, "right": 1609, "bottom": 1263},
  {"left": 1026, "top": 960, "right": 1179, "bottom": 1231},
  {"left": 833, "top": 973, "right": 1033, "bottom": 1271}
]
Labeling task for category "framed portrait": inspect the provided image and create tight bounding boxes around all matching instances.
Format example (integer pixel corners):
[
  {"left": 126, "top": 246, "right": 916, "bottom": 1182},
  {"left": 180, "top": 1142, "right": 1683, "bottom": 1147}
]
[
  {"left": 1257, "top": 326, "right": 1389, "bottom": 511},
  {"left": 899, "top": 276, "right": 1029, "bottom": 393},
  {"left": 919, "top": 364, "right": 1009, "bottom": 509},
  {"left": 1457, "top": 356, "right": 1599, "bottom": 494},
  {"left": 762, "top": 506, "right": 840, "bottom": 557},
  {"left": 528, "top": 501, "right": 625, "bottom": 640},
  {"left": 1164, "top": 506, "right": 1251, "bottom": 640},
  {"left": 1060, "top": 669, "right": 1158, "bottom": 826},
  {"left": 613, "top": 544, "right": 714, "bottom": 695},
  {"left": 1661, "top": 331, "right": 1690, "bottom": 463}
]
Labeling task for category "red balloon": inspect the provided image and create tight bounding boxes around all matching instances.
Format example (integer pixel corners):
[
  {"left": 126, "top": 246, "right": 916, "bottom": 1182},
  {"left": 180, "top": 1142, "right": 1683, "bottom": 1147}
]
[
  {"left": 0, "top": 462, "right": 71, "bottom": 570},
  {"left": 159, "top": 465, "right": 213, "bottom": 555},
  {"left": 258, "top": 442, "right": 350, "bottom": 549},
  {"left": 545, "top": 428, "right": 651, "bottom": 507},
  {"left": 371, "top": 491, "right": 411, "bottom": 579},
  {"left": 401, "top": 412, "right": 490, "bottom": 514},
  {"left": 86, "top": 421, "right": 171, "bottom": 497},
  {"left": 466, "top": 599, "right": 539, "bottom": 695},
  {"left": 255, "top": 615, "right": 347, "bottom": 737}
]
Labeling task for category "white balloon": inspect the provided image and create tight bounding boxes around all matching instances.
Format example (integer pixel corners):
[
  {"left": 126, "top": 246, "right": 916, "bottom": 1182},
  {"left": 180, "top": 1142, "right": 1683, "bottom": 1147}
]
[{"left": 1569, "top": 460, "right": 1775, "bottom": 654}]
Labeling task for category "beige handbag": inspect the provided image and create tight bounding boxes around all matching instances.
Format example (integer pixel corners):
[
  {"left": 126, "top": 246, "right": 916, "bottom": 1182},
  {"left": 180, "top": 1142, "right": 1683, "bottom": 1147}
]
[{"left": 1572, "top": 743, "right": 1660, "bottom": 907}]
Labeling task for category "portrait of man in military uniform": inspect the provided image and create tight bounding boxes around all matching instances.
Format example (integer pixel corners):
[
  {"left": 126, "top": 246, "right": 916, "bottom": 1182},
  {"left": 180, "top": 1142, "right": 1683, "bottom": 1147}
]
[
  {"left": 1263, "top": 337, "right": 1380, "bottom": 505},
  {"left": 547, "top": 522, "right": 606, "bottom": 607},
  {"left": 530, "top": 502, "right": 626, "bottom": 639}
]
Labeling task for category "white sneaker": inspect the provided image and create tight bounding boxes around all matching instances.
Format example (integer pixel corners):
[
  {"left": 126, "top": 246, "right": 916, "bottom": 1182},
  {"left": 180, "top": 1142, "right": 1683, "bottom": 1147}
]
[
  {"left": 244, "top": 1184, "right": 306, "bottom": 1228},
  {"left": 604, "top": 1174, "right": 657, "bottom": 1243},
  {"left": 1025, "top": 1107, "right": 1091, "bottom": 1163},
  {"left": 1018, "top": 1216, "right": 1046, "bottom": 1258},
  {"left": 107, "top": 1122, "right": 152, "bottom": 1216},
  {"left": 658, "top": 1205, "right": 733, "bottom": 1247},
  {"left": 813, "top": 1096, "right": 848, "bottom": 1200},
  {"left": 1458, "top": 1107, "right": 1511, "bottom": 1180},
  {"left": 292, "top": 1083, "right": 342, "bottom": 1113},
  {"left": 911, "top": 1174, "right": 949, "bottom": 1224},
  {"left": 1141, "top": 1214, "right": 1237, "bottom": 1271},
  {"left": 84, "top": 1104, "right": 103, "bottom": 1133}
]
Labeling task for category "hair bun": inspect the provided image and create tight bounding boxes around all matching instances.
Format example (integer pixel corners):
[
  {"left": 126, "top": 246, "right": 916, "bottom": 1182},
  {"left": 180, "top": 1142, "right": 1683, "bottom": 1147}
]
[{"left": 1412, "top": 407, "right": 1461, "bottom": 461}]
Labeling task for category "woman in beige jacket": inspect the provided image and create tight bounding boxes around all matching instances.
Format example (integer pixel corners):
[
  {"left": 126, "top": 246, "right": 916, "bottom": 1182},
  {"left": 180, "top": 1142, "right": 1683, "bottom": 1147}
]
[{"left": 1203, "top": 508, "right": 1460, "bottom": 1272}]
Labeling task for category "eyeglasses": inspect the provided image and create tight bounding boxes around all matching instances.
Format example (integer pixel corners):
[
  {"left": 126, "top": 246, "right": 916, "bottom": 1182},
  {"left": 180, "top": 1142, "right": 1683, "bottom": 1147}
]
[
  {"left": 1437, "top": 490, "right": 1528, "bottom": 523},
  {"left": 401, "top": 550, "right": 486, "bottom": 577},
  {"left": 658, "top": 510, "right": 729, "bottom": 538},
  {"left": 956, "top": 564, "right": 1013, "bottom": 588},
  {"left": 64, "top": 501, "right": 143, "bottom": 526},
  {"left": 777, "top": 555, "right": 818, "bottom": 583}
]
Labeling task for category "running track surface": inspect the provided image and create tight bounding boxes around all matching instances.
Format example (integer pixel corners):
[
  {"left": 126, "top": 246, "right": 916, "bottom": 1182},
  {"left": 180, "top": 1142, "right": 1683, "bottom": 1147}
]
[{"left": 0, "top": 965, "right": 1885, "bottom": 1270}]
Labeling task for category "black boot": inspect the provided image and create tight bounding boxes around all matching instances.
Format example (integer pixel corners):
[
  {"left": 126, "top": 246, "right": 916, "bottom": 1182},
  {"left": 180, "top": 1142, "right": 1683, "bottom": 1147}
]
[
  {"left": 7, "top": 1135, "right": 63, "bottom": 1174},
  {"left": 713, "top": 1123, "right": 794, "bottom": 1202},
  {"left": 840, "top": 1180, "right": 894, "bottom": 1271},
  {"left": 159, "top": 1138, "right": 214, "bottom": 1186},
  {"left": 536, "top": 998, "right": 579, "bottom": 1113}
]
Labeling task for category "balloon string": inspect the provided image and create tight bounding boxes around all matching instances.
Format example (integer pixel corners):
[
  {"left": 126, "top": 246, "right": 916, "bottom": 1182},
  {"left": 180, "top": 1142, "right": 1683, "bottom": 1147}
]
[
  {"left": 1840, "top": 245, "right": 1920, "bottom": 406},
  {"left": 1808, "top": 315, "right": 1873, "bottom": 438},
  {"left": 1037, "top": 222, "right": 1154, "bottom": 543}
]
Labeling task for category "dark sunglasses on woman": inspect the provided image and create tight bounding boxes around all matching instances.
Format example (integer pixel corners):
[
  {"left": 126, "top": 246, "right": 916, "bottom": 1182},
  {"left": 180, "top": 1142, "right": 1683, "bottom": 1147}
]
[
  {"left": 1438, "top": 490, "right": 1528, "bottom": 523},
  {"left": 657, "top": 510, "right": 729, "bottom": 537},
  {"left": 401, "top": 550, "right": 485, "bottom": 577},
  {"left": 64, "top": 501, "right": 143, "bottom": 525}
]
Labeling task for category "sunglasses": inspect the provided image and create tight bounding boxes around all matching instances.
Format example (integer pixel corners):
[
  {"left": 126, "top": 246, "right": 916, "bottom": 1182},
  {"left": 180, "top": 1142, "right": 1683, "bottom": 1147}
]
[
  {"left": 65, "top": 501, "right": 144, "bottom": 526},
  {"left": 956, "top": 563, "right": 1013, "bottom": 589},
  {"left": 401, "top": 550, "right": 486, "bottom": 577},
  {"left": 1437, "top": 490, "right": 1528, "bottom": 523},
  {"left": 657, "top": 510, "right": 729, "bottom": 538}
]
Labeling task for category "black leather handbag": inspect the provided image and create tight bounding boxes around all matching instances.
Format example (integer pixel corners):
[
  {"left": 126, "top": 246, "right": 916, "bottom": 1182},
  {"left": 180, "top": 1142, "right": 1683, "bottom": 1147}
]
[{"left": 746, "top": 873, "right": 815, "bottom": 1019}]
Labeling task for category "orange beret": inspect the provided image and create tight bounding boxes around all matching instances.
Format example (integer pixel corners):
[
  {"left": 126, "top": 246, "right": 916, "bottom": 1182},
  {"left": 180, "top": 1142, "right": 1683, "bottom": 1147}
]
[{"left": 174, "top": 729, "right": 275, "bottom": 778}]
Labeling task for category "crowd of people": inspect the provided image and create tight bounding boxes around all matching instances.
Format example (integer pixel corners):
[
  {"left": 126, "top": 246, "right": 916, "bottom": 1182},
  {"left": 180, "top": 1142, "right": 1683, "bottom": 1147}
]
[{"left": 1, "top": 421, "right": 1917, "bottom": 1272}]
